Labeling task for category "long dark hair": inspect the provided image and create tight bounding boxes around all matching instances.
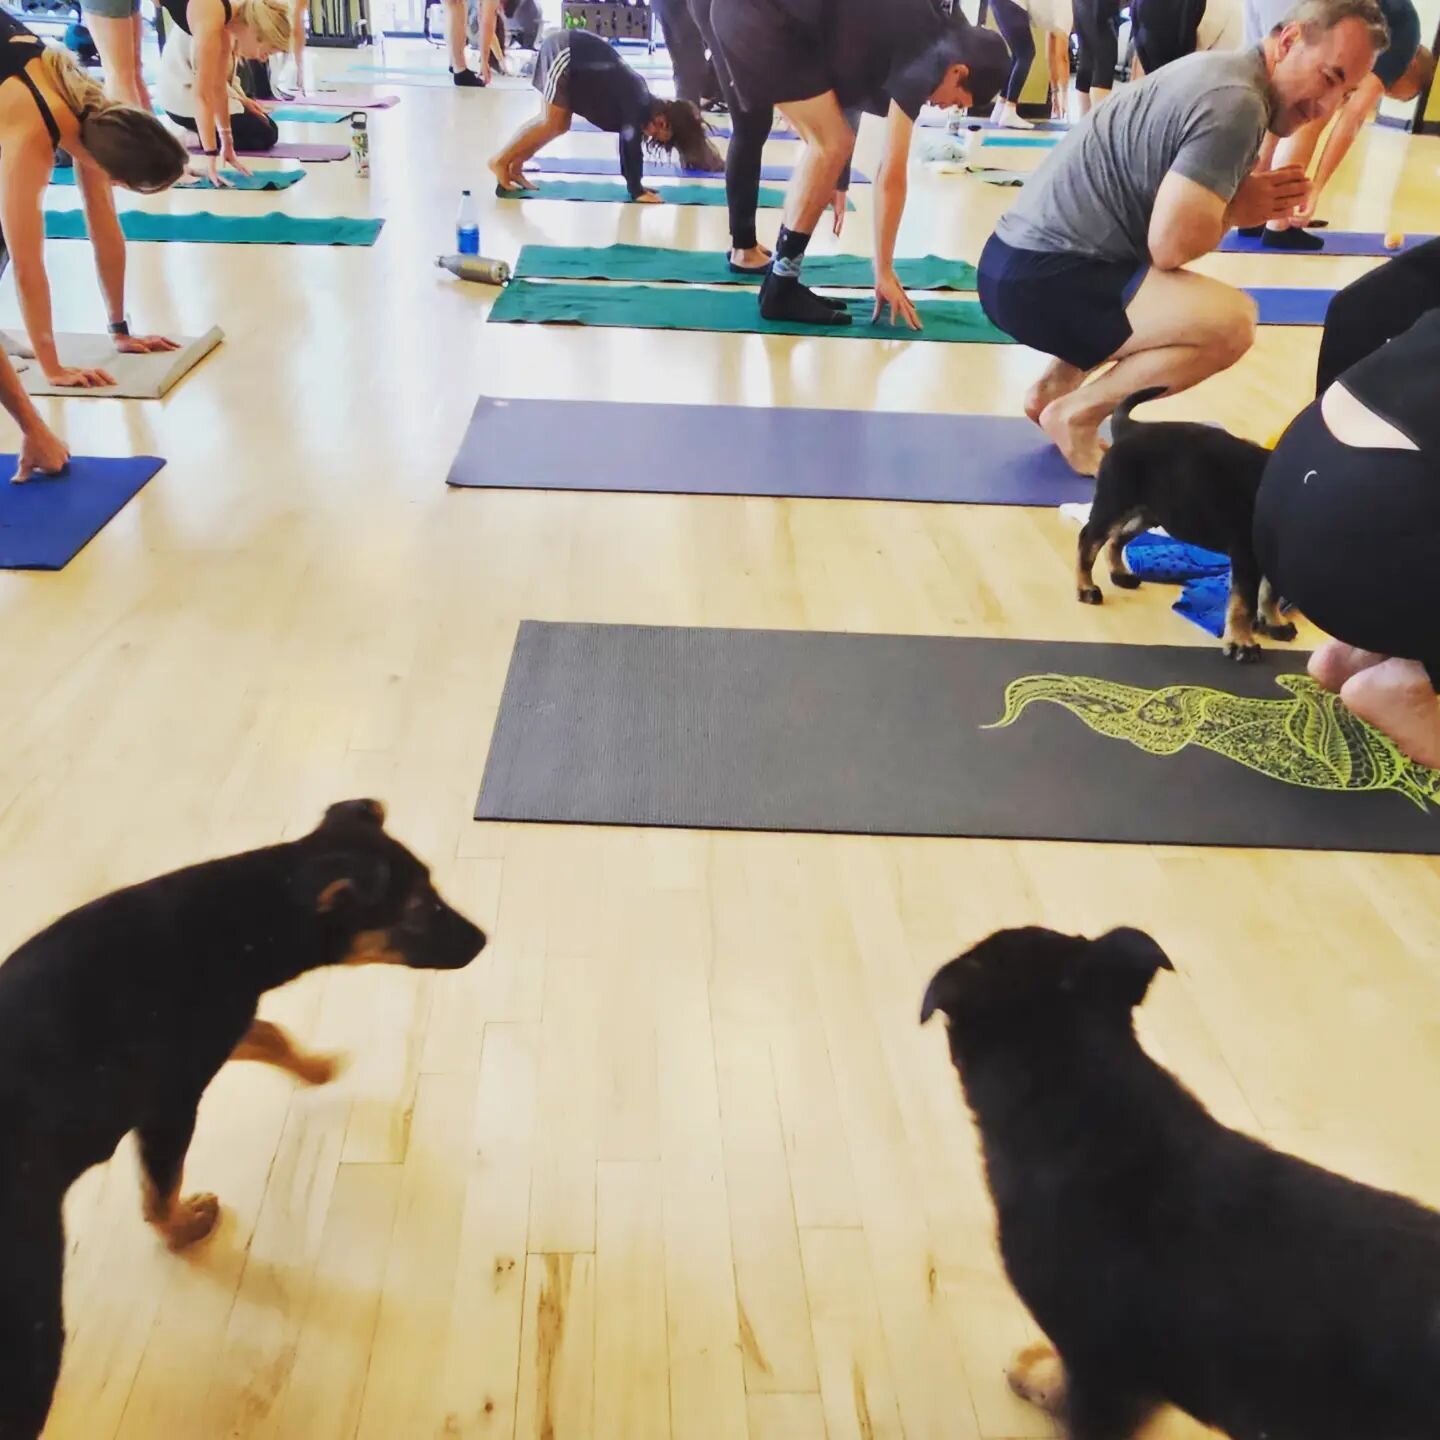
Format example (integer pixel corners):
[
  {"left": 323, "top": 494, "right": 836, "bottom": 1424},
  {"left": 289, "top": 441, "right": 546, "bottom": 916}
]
[{"left": 645, "top": 98, "right": 723, "bottom": 173}]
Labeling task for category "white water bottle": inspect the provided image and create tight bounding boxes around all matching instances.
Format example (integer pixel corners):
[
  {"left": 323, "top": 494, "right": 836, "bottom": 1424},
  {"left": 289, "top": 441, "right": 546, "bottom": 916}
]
[{"left": 456, "top": 189, "right": 480, "bottom": 256}]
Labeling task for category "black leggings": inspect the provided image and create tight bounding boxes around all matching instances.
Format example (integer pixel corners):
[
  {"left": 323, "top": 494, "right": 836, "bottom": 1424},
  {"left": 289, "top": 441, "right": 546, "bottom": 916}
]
[
  {"left": 990, "top": 0, "right": 1036, "bottom": 103},
  {"left": 1255, "top": 402, "right": 1440, "bottom": 679},
  {"left": 1129, "top": 0, "right": 1206, "bottom": 72},
  {"left": 655, "top": 0, "right": 716, "bottom": 105},
  {"left": 172, "top": 107, "right": 279, "bottom": 152},
  {"left": 1315, "top": 236, "right": 1440, "bottom": 394},
  {"left": 1073, "top": 0, "right": 1120, "bottom": 92}
]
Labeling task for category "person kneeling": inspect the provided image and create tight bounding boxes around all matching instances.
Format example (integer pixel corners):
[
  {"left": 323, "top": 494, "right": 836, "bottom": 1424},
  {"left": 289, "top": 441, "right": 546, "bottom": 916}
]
[
  {"left": 157, "top": 14, "right": 283, "bottom": 158},
  {"left": 489, "top": 29, "right": 721, "bottom": 203}
]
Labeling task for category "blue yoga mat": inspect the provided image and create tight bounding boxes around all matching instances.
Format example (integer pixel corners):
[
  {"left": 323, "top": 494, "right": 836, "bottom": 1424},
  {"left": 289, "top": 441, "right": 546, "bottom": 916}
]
[
  {"left": 44, "top": 210, "right": 383, "bottom": 245},
  {"left": 1219, "top": 230, "right": 1431, "bottom": 257},
  {"left": 982, "top": 133, "right": 1063, "bottom": 147},
  {"left": 1244, "top": 287, "right": 1335, "bottom": 326},
  {"left": 529, "top": 154, "right": 872, "bottom": 183},
  {"left": 447, "top": 397, "right": 1091, "bottom": 506},
  {"left": 49, "top": 167, "right": 305, "bottom": 191},
  {"left": 0, "top": 455, "right": 164, "bottom": 570}
]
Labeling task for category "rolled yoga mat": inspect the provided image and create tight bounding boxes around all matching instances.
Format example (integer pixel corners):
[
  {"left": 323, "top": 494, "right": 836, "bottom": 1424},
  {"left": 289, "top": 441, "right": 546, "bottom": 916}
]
[
  {"left": 183, "top": 138, "right": 350, "bottom": 160},
  {"left": 17, "top": 328, "right": 223, "bottom": 399},
  {"left": 446, "top": 396, "right": 1091, "bottom": 504},
  {"left": 0, "top": 454, "right": 165, "bottom": 569},
  {"left": 526, "top": 155, "right": 872, "bottom": 182},
  {"left": 488, "top": 280, "right": 1010, "bottom": 343},
  {"left": 1218, "top": 230, "right": 1433, "bottom": 257},
  {"left": 44, "top": 210, "right": 383, "bottom": 245},
  {"left": 513, "top": 243, "right": 978, "bottom": 290},
  {"left": 50, "top": 167, "right": 305, "bottom": 191},
  {"left": 496, "top": 178, "right": 847, "bottom": 208},
  {"left": 475, "top": 622, "right": 1440, "bottom": 854}
]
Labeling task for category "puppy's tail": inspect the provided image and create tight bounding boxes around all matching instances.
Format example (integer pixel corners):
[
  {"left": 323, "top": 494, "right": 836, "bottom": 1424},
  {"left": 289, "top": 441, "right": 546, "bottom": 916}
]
[{"left": 1110, "top": 386, "right": 1170, "bottom": 445}]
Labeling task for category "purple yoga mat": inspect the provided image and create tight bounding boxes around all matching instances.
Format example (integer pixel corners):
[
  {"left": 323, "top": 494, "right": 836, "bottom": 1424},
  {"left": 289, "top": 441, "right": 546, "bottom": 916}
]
[
  {"left": 530, "top": 155, "right": 870, "bottom": 183},
  {"left": 280, "top": 91, "right": 399, "bottom": 108},
  {"left": 573, "top": 116, "right": 801, "bottom": 140},
  {"left": 1218, "top": 230, "right": 1432, "bottom": 257},
  {"left": 447, "top": 397, "right": 1091, "bottom": 506},
  {"left": 183, "top": 139, "right": 349, "bottom": 161}
]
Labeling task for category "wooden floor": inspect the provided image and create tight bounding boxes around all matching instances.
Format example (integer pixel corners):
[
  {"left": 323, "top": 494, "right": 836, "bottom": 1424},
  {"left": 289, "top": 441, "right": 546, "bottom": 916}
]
[{"left": 12, "top": 47, "right": 1440, "bottom": 1438}]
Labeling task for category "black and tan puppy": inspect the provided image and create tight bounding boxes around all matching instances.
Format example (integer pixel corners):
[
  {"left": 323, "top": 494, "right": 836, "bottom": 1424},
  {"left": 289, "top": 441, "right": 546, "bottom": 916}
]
[
  {"left": 0, "top": 800, "right": 485, "bottom": 1440},
  {"left": 922, "top": 926, "right": 1440, "bottom": 1440},
  {"left": 1078, "top": 387, "right": 1297, "bottom": 661}
]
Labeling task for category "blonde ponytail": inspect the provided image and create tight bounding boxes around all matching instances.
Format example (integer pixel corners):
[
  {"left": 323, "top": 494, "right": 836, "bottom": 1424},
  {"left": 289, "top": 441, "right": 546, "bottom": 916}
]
[
  {"left": 230, "top": 0, "right": 293, "bottom": 51},
  {"left": 39, "top": 45, "right": 111, "bottom": 120}
]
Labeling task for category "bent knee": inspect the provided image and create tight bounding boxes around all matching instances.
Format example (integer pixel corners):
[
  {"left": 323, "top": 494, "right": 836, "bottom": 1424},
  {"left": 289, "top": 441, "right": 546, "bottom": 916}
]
[{"left": 1209, "top": 295, "right": 1257, "bottom": 363}]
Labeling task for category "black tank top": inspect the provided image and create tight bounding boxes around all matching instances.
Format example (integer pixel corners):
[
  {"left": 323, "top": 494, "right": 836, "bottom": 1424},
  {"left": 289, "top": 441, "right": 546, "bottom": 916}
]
[
  {"left": 0, "top": 11, "right": 60, "bottom": 147},
  {"left": 162, "top": 0, "right": 233, "bottom": 35},
  {"left": 1340, "top": 308, "right": 1440, "bottom": 457}
]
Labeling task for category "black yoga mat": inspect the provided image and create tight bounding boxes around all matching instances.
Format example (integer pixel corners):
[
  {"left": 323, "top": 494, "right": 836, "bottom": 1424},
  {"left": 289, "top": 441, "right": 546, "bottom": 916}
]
[{"left": 475, "top": 623, "right": 1440, "bottom": 853}]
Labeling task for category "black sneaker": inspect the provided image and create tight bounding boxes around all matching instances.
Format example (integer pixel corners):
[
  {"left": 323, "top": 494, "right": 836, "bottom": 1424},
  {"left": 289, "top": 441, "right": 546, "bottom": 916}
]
[
  {"left": 452, "top": 68, "right": 485, "bottom": 87},
  {"left": 1236, "top": 225, "right": 1264, "bottom": 237}
]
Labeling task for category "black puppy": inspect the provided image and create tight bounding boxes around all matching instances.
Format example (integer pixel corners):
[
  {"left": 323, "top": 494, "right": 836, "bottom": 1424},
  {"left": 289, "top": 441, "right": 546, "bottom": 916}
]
[
  {"left": 0, "top": 799, "right": 485, "bottom": 1440},
  {"left": 1079, "top": 388, "right": 1297, "bottom": 662},
  {"left": 922, "top": 926, "right": 1440, "bottom": 1440}
]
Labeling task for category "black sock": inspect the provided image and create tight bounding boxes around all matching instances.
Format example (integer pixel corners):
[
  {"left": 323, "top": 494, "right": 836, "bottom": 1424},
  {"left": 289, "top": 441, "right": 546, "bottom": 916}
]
[
  {"left": 759, "top": 271, "right": 851, "bottom": 325},
  {"left": 1236, "top": 224, "right": 1263, "bottom": 237},
  {"left": 772, "top": 224, "right": 811, "bottom": 280},
  {"left": 1262, "top": 225, "right": 1324, "bottom": 252},
  {"left": 452, "top": 67, "right": 484, "bottom": 87}
]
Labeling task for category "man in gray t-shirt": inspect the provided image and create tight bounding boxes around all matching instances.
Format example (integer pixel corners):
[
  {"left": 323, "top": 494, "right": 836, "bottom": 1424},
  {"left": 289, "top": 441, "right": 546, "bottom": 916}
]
[{"left": 976, "top": 0, "right": 1388, "bottom": 476}]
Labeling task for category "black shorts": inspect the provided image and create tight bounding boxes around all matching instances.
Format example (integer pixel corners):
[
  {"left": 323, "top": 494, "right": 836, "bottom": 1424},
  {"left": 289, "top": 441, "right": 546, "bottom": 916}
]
[
  {"left": 1255, "top": 400, "right": 1440, "bottom": 685},
  {"left": 708, "top": 0, "right": 830, "bottom": 111},
  {"left": 977, "top": 234, "right": 1148, "bottom": 371},
  {"left": 534, "top": 31, "right": 573, "bottom": 109}
]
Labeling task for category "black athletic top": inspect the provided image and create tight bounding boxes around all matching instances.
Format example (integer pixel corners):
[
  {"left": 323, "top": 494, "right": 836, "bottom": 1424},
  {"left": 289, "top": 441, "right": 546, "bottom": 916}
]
[
  {"left": 161, "top": 0, "right": 232, "bottom": 36},
  {"left": 824, "top": 0, "right": 1008, "bottom": 118},
  {"left": 0, "top": 11, "right": 60, "bottom": 146},
  {"left": 1340, "top": 308, "right": 1440, "bottom": 455},
  {"left": 560, "top": 31, "right": 656, "bottom": 198}
]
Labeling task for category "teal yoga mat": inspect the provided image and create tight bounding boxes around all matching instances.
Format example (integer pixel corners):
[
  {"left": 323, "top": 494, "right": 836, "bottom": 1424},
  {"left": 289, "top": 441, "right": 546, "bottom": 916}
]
[
  {"left": 983, "top": 133, "right": 1062, "bottom": 147},
  {"left": 265, "top": 106, "right": 358, "bottom": 123},
  {"left": 496, "top": 179, "right": 854, "bottom": 209},
  {"left": 49, "top": 167, "right": 305, "bottom": 191},
  {"left": 44, "top": 210, "right": 383, "bottom": 245},
  {"left": 488, "top": 280, "right": 1012, "bottom": 344},
  {"left": 514, "top": 243, "right": 978, "bottom": 290}
]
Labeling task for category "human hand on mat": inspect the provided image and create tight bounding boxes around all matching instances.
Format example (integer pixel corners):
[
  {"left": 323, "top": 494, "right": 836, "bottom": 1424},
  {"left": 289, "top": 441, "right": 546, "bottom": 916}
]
[
  {"left": 829, "top": 189, "right": 847, "bottom": 237},
  {"left": 873, "top": 271, "right": 921, "bottom": 331},
  {"left": 13, "top": 424, "right": 69, "bottom": 483},
  {"left": 114, "top": 333, "right": 181, "bottom": 356},
  {"left": 197, "top": 156, "right": 234, "bottom": 189},
  {"left": 42, "top": 365, "right": 115, "bottom": 389},
  {"left": 221, "top": 147, "right": 255, "bottom": 179},
  {"left": 635, "top": 189, "right": 664, "bottom": 204}
]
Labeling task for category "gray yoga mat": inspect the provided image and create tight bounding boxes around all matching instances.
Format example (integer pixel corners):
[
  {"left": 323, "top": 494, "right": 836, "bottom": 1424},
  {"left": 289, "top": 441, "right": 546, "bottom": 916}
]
[
  {"left": 475, "top": 623, "right": 1440, "bottom": 853},
  {"left": 446, "top": 397, "right": 1090, "bottom": 505},
  {"left": 17, "top": 328, "right": 223, "bottom": 398}
]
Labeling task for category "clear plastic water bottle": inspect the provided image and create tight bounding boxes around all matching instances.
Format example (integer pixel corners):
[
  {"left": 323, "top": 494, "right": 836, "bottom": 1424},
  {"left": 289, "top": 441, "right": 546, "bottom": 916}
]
[{"left": 456, "top": 189, "right": 480, "bottom": 256}]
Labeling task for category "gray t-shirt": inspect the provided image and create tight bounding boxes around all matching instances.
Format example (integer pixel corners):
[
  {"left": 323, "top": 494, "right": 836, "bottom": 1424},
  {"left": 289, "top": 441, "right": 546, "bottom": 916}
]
[{"left": 995, "top": 48, "right": 1276, "bottom": 265}]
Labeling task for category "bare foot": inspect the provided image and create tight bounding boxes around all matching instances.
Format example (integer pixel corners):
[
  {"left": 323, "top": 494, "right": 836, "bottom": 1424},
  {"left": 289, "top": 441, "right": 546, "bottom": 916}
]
[
  {"left": 730, "top": 245, "right": 772, "bottom": 270},
  {"left": 1007, "top": 1342, "right": 1067, "bottom": 1415},
  {"left": 1024, "top": 362, "right": 1085, "bottom": 424},
  {"left": 1340, "top": 659, "right": 1440, "bottom": 768},
  {"left": 156, "top": 1192, "right": 221, "bottom": 1252},
  {"left": 1309, "top": 640, "right": 1386, "bottom": 693},
  {"left": 1040, "top": 397, "right": 1105, "bottom": 476}
]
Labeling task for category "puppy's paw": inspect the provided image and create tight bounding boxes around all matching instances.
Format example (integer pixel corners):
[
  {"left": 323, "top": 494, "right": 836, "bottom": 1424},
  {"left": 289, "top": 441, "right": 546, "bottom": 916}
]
[
  {"left": 1224, "top": 640, "right": 1262, "bottom": 664},
  {"left": 1259, "top": 619, "right": 1298, "bottom": 642},
  {"left": 296, "top": 1050, "right": 347, "bottom": 1086},
  {"left": 163, "top": 1192, "right": 221, "bottom": 1251},
  {"left": 1109, "top": 571, "right": 1142, "bottom": 590},
  {"left": 1007, "top": 1342, "right": 1066, "bottom": 1415},
  {"left": 1077, "top": 586, "right": 1103, "bottom": 605}
]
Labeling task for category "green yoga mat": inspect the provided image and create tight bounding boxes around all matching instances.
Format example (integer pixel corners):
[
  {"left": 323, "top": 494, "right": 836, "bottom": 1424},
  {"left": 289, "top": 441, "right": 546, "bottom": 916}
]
[
  {"left": 514, "top": 244, "right": 978, "bottom": 291},
  {"left": 44, "top": 210, "right": 383, "bottom": 245},
  {"left": 489, "top": 280, "right": 1013, "bottom": 344},
  {"left": 496, "top": 180, "right": 853, "bottom": 210},
  {"left": 49, "top": 167, "right": 306, "bottom": 191}
]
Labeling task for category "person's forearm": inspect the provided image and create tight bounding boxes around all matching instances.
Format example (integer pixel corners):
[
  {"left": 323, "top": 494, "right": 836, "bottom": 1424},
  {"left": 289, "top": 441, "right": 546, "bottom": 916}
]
[
  {"left": 89, "top": 208, "right": 127, "bottom": 326},
  {"left": 1150, "top": 214, "right": 1223, "bottom": 269},
  {"left": 13, "top": 261, "right": 60, "bottom": 373},
  {"left": 1308, "top": 110, "right": 1364, "bottom": 205},
  {"left": 0, "top": 347, "right": 47, "bottom": 437},
  {"left": 873, "top": 163, "right": 906, "bottom": 275}
]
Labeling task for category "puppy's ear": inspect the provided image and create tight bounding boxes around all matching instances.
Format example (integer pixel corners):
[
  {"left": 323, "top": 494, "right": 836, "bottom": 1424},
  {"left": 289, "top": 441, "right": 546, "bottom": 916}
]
[
  {"left": 320, "top": 799, "right": 387, "bottom": 830},
  {"left": 1082, "top": 927, "right": 1174, "bottom": 1008},
  {"left": 920, "top": 957, "right": 968, "bottom": 1025},
  {"left": 300, "top": 850, "right": 391, "bottom": 915}
]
